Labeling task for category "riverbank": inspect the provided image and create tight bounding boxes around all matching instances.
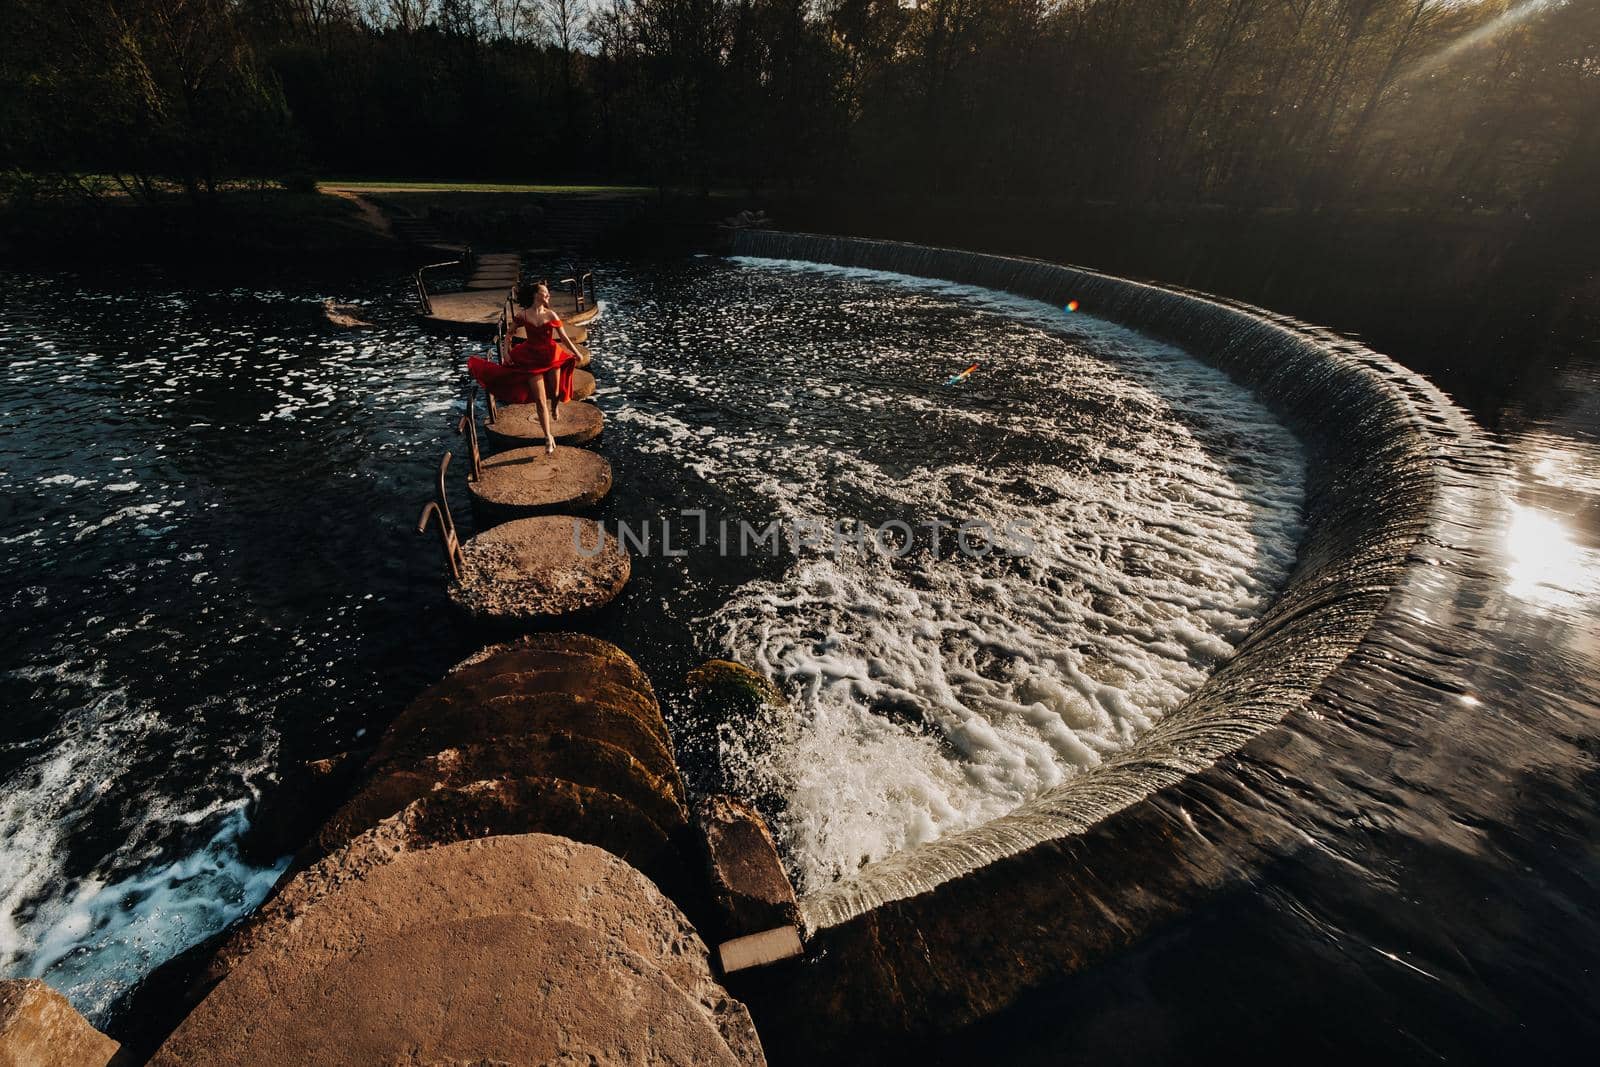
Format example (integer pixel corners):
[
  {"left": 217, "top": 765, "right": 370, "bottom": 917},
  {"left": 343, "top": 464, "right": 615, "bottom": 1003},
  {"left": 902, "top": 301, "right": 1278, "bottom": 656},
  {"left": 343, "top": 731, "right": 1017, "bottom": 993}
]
[{"left": 0, "top": 187, "right": 413, "bottom": 268}]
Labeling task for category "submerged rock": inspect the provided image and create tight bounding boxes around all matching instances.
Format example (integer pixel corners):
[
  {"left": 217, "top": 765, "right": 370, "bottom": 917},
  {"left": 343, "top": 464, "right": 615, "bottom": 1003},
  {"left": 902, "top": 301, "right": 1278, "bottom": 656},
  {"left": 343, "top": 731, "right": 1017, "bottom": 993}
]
[
  {"left": 695, "top": 794, "right": 801, "bottom": 940},
  {"left": 682, "top": 659, "right": 796, "bottom": 805}
]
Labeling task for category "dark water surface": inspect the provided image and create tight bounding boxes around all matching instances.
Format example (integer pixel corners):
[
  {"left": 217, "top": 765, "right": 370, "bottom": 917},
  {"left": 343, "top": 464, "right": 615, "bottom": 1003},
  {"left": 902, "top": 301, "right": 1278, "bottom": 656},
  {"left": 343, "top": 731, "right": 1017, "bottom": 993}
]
[
  {"left": 0, "top": 258, "right": 1303, "bottom": 1024},
  {"left": 1, "top": 257, "right": 1597, "bottom": 1063},
  {"left": 941, "top": 346, "right": 1600, "bottom": 1064}
]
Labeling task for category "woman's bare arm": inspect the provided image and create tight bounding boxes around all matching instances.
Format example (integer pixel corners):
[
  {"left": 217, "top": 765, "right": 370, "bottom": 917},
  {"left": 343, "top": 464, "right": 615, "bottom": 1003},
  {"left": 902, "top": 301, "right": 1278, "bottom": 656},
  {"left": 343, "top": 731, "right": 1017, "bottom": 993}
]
[{"left": 555, "top": 324, "right": 581, "bottom": 356}]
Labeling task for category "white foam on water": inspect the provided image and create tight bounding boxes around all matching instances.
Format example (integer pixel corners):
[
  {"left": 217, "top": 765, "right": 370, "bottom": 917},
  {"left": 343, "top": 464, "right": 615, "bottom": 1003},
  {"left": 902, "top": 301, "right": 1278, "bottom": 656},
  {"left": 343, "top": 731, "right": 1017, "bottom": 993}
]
[
  {"left": 0, "top": 664, "right": 283, "bottom": 1023},
  {"left": 666, "top": 259, "right": 1308, "bottom": 890}
]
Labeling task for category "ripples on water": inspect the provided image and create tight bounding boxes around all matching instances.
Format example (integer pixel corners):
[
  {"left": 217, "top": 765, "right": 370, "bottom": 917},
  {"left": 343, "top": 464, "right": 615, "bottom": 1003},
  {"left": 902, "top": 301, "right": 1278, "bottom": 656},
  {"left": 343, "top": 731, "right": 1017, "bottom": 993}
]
[
  {"left": 0, "top": 259, "right": 1306, "bottom": 1020},
  {"left": 614, "top": 258, "right": 1306, "bottom": 889},
  {"left": 0, "top": 275, "right": 472, "bottom": 1019}
]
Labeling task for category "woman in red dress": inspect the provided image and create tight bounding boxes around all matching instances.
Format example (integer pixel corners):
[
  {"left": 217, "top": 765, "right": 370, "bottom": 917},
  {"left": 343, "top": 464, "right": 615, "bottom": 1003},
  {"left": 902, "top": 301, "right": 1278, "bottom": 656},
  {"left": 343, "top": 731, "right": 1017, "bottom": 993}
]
[{"left": 466, "top": 281, "right": 584, "bottom": 455}]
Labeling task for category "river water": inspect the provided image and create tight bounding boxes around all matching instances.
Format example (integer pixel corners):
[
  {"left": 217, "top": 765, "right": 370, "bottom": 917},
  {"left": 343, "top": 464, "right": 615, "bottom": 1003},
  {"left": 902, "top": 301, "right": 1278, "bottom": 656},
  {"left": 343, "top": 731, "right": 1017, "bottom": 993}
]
[{"left": 0, "top": 257, "right": 1596, "bottom": 1061}]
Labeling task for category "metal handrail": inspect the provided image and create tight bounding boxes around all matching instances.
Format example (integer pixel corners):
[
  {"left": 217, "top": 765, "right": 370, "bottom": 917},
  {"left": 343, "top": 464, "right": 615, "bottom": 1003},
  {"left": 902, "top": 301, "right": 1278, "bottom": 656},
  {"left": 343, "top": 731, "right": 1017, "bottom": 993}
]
[
  {"left": 557, "top": 271, "right": 596, "bottom": 313},
  {"left": 414, "top": 259, "right": 462, "bottom": 315}
]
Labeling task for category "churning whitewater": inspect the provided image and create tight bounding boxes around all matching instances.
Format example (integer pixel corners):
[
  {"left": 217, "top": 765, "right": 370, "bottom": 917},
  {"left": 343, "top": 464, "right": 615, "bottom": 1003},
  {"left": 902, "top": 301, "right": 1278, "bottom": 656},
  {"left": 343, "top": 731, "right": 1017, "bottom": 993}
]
[{"left": 609, "top": 259, "right": 1307, "bottom": 892}]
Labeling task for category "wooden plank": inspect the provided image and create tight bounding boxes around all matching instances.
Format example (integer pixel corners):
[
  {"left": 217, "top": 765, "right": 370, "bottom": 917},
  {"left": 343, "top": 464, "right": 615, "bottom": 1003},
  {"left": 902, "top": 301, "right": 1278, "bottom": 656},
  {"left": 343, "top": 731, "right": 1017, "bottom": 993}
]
[{"left": 717, "top": 927, "right": 804, "bottom": 974}]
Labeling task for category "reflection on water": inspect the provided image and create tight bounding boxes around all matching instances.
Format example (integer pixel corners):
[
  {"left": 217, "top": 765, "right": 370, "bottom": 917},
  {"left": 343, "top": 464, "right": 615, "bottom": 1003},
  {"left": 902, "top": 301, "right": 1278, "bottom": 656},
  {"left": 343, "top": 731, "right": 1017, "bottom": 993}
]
[
  {"left": 1504, "top": 503, "right": 1598, "bottom": 609},
  {"left": 940, "top": 347, "right": 1600, "bottom": 1064}
]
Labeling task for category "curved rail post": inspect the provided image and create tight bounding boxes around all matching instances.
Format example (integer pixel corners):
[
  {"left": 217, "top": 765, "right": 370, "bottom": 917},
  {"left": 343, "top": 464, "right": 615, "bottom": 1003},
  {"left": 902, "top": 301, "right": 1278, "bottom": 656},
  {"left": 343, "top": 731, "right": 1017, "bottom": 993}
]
[
  {"left": 414, "top": 259, "right": 464, "bottom": 315},
  {"left": 416, "top": 452, "right": 466, "bottom": 581},
  {"left": 456, "top": 388, "right": 483, "bottom": 480}
]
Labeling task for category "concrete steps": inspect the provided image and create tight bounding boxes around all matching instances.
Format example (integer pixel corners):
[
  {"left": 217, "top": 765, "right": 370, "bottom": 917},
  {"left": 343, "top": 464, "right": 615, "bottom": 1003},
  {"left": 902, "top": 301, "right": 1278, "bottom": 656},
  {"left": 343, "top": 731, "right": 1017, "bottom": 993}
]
[{"left": 538, "top": 196, "right": 645, "bottom": 254}]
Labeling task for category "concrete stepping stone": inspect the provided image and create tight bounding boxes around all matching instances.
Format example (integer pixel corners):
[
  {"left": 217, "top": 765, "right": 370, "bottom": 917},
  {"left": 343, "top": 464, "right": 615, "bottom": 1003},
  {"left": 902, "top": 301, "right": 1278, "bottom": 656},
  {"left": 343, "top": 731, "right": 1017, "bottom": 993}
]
[
  {"left": 449, "top": 633, "right": 657, "bottom": 694},
  {"left": 465, "top": 444, "right": 612, "bottom": 525},
  {"left": 200, "top": 834, "right": 732, "bottom": 1008},
  {"left": 376, "top": 692, "right": 680, "bottom": 785},
  {"left": 156, "top": 833, "right": 764, "bottom": 1066},
  {"left": 381, "top": 664, "right": 670, "bottom": 749},
  {"left": 313, "top": 732, "right": 688, "bottom": 856},
  {"left": 382, "top": 776, "right": 681, "bottom": 879},
  {"left": 452, "top": 514, "right": 628, "bottom": 620},
  {"left": 158, "top": 915, "right": 749, "bottom": 1066},
  {"left": 419, "top": 454, "right": 627, "bottom": 622},
  {"left": 484, "top": 399, "right": 604, "bottom": 448},
  {"left": 422, "top": 288, "right": 597, "bottom": 336}
]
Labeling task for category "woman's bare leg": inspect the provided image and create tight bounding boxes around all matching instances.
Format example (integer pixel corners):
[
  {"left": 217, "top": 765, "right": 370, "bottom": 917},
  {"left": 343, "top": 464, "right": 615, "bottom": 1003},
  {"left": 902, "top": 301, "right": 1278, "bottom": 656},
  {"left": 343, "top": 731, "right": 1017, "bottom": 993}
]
[
  {"left": 545, "top": 368, "right": 561, "bottom": 421},
  {"left": 532, "top": 376, "right": 556, "bottom": 455}
]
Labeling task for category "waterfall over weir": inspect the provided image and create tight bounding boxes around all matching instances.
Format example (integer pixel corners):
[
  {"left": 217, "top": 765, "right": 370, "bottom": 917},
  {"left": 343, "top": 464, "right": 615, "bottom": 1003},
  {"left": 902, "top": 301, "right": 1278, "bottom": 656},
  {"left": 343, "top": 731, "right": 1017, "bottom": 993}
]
[{"left": 728, "top": 233, "right": 1488, "bottom": 989}]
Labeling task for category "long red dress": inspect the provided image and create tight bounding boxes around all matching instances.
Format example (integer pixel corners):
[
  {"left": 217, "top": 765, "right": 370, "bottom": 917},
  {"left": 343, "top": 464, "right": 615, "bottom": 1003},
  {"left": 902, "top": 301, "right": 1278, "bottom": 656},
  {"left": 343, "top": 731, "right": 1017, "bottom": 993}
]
[{"left": 467, "top": 315, "right": 576, "bottom": 405}]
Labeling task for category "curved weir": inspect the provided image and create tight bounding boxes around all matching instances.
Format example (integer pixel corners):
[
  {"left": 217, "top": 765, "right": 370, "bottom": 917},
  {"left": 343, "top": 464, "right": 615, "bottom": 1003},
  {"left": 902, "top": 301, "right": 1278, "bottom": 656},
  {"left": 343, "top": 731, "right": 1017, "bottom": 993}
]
[{"left": 729, "top": 232, "right": 1473, "bottom": 936}]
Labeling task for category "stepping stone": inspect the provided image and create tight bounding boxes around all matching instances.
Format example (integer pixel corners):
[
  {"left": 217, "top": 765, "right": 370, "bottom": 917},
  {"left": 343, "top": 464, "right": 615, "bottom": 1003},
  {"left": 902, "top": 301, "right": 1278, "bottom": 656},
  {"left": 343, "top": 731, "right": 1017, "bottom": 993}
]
[
  {"left": 466, "top": 444, "right": 612, "bottom": 525},
  {"left": 157, "top": 907, "right": 754, "bottom": 1066},
  {"left": 313, "top": 732, "right": 688, "bottom": 856},
  {"left": 422, "top": 288, "right": 598, "bottom": 337},
  {"left": 383, "top": 665, "right": 673, "bottom": 753},
  {"left": 377, "top": 692, "right": 680, "bottom": 786},
  {"left": 450, "top": 633, "right": 656, "bottom": 694},
  {"left": 200, "top": 834, "right": 736, "bottom": 1009},
  {"left": 382, "top": 777, "right": 681, "bottom": 881},
  {"left": 466, "top": 275, "right": 520, "bottom": 290},
  {"left": 452, "top": 514, "right": 628, "bottom": 620},
  {"left": 571, "top": 368, "right": 596, "bottom": 400},
  {"left": 278, "top": 916, "right": 747, "bottom": 1064},
  {"left": 485, "top": 400, "right": 603, "bottom": 448}
]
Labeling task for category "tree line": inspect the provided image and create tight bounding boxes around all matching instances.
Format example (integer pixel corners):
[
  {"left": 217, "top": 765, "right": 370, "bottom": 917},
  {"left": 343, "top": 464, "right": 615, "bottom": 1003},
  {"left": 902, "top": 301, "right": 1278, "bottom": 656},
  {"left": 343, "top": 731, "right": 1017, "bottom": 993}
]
[{"left": 1, "top": 0, "right": 1595, "bottom": 222}]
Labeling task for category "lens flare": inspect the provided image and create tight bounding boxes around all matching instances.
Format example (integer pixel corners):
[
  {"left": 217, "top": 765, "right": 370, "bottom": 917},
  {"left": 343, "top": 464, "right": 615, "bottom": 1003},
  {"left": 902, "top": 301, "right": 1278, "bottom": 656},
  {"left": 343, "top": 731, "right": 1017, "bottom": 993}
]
[{"left": 1065, "top": 300, "right": 1080, "bottom": 313}]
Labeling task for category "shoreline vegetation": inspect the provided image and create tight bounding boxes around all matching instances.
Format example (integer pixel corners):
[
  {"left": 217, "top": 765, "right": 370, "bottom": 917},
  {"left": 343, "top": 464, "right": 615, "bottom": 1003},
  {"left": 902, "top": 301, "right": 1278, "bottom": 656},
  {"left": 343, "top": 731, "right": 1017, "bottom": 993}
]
[
  {"left": 2, "top": 177, "right": 1590, "bottom": 424},
  {"left": 3, "top": 0, "right": 1593, "bottom": 404}
]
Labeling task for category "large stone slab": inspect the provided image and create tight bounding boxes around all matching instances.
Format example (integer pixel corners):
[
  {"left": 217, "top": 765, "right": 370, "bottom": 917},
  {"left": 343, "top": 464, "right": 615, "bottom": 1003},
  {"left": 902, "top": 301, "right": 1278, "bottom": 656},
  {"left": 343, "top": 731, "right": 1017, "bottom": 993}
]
[
  {"left": 0, "top": 980, "right": 119, "bottom": 1067},
  {"left": 316, "top": 732, "right": 687, "bottom": 855},
  {"left": 372, "top": 694, "right": 675, "bottom": 783},
  {"left": 158, "top": 835, "right": 763, "bottom": 1067}
]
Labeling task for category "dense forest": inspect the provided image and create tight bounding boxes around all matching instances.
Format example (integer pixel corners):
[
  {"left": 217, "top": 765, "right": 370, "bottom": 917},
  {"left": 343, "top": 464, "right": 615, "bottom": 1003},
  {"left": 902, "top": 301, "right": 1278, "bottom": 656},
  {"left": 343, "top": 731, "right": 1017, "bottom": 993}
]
[{"left": 2, "top": 0, "right": 1596, "bottom": 221}]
